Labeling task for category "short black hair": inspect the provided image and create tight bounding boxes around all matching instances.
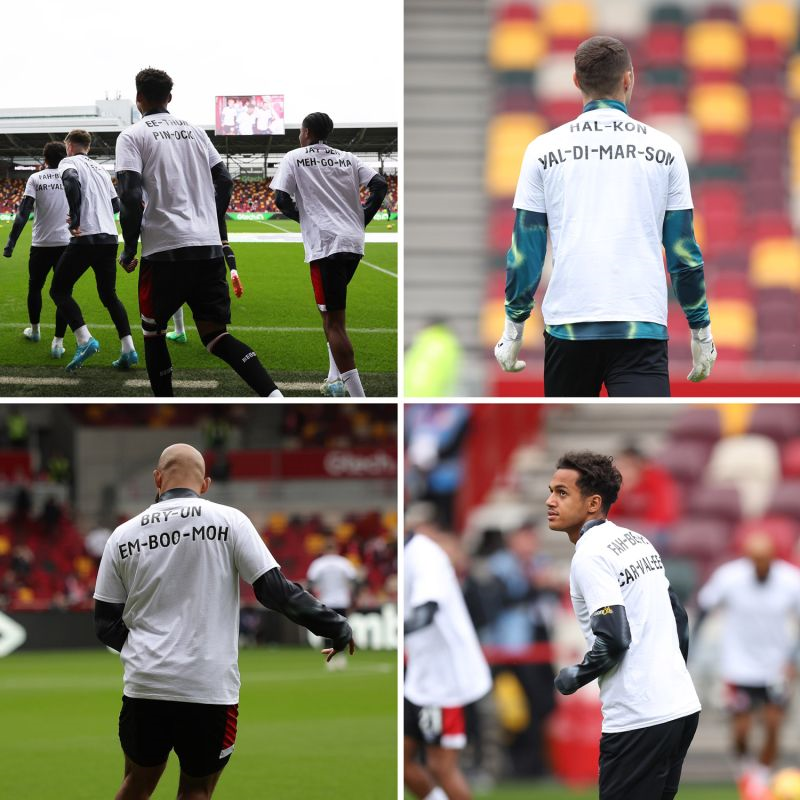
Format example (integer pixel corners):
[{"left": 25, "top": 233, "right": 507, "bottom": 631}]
[
  {"left": 574, "top": 36, "right": 632, "bottom": 98},
  {"left": 302, "top": 112, "right": 334, "bottom": 141},
  {"left": 556, "top": 451, "right": 622, "bottom": 514},
  {"left": 136, "top": 68, "right": 173, "bottom": 105},
  {"left": 43, "top": 141, "right": 66, "bottom": 169}
]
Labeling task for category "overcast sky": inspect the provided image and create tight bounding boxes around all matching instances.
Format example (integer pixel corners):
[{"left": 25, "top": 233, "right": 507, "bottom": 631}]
[{"left": 2, "top": 0, "right": 401, "bottom": 126}]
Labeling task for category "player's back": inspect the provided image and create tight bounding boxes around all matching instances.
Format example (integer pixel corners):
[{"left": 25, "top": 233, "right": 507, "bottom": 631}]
[
  {"left": 115, "top": 113, "right": 221, "bottom": 257},
  {"left": 516, "top": 104, "right": 692, "bottom": 326},
  {"left": 570, "top": 519, "right": 700, "bottom": 732},
  {"left": 307, "top": 553, "right": 355, "bottom": 608},
  {"left": 59, "top": 154, "right": 117, "bottom": 238},
  {"left": 97, "top": 495, "right": 276, "bottom": 703},
  {"left": 25, "top": 170, "right": 70, "bottom": 247},
  {"left": 404, "top": 532, "right": 491, "bottom": 707}
]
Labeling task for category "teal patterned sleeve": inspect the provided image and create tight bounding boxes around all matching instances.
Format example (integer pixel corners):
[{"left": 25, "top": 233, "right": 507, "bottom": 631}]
[
  {"left": 505, "top": 209, "right": 548, "bottom": 323},
  {"left": 662, "top": 209, "right": 711, "bottom": 329}
]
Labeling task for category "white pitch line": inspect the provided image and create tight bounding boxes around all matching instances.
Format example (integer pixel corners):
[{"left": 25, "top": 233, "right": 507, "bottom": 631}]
[
  {"left": 0, "top": 376, "right": 76, "bottom": 386},
  {"left": 361, "top": 259, "right": 397, "bottom": 278},
  {"left": 0, "top": 323, "right": 395, "bottom": 334},
  {"left": 124, "top": 379, "right": 219, "bottom": 389},
  {"left": 254, "top": 218, "right": 295, "bottom": 233}
]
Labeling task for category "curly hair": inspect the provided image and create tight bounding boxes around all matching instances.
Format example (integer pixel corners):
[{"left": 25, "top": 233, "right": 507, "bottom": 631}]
[
  {"left": 574, "top": 36, "right": 631, "bottom": 99},
  {"left": 135, "top": 68, "right": 173, "bottom": 105},
  {"left": 302, "top": 112, "right": 334, "bottom": 142},
  {"left": 556, "top": 451, "right": 622, "bottom": 514}
]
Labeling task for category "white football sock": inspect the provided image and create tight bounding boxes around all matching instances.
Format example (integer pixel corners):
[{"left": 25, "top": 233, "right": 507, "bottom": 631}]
[
  {"left": 424, "top": 789, "right": 448, "bottom": 800},
  {"left": 52, "top": 337, "right": 64, "bottom": 348},
  {"left": 29, "top": 323, "right": 40, "bottom": 335},
  {"left": 75, "top": 325, "right": 91, "bottom": 345},
  {"left": 341, "top": 368, "right": 365, "bottom": 397},
  {"left": 173, "top": 306, "right": 185, "bottom": 335},
  {"left": 120, "top": 335, "right": 135, "bottom": 354},
  {"left": 269, "top": 389, "right": 284, "bottom": 398},
  {"left": 327, "top": 342, "right": 340, "bottom": 382}
]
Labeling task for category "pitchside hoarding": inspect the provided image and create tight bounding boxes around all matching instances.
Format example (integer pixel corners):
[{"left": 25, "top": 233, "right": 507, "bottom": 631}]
[{"left": 215, "top": 95, "right": 285, "bottom": 135}]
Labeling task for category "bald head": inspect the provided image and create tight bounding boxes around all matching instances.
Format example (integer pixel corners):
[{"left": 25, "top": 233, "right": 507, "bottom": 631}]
[
  {"left": 743, "top": 532, "right": 775, "bottom": 581},
  {"left": 154, "top": 443, "right": 210, "bottom": 496}
]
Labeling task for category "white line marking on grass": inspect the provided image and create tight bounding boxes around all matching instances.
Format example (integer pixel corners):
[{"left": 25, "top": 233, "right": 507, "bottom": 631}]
[
  {"left": 0, "top": 323, "right": 396, "bottom": 334},
  {"left": 0, "top": 376, "right": 77, "bottom": 386},
  {"left": 254, "top": 219, "right": 296, "bottom": 233},
  {"left": 221, "top": 232, "right": 398, "bottom": 244},
  {"left": 361, "top": 259, "right": 397, "bottom": 278},
  {"left": 124, "top": 379, "right": 219, "bottom": 389}
]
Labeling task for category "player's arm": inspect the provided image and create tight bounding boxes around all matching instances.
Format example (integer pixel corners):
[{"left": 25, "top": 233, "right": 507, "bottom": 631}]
[
  {"left": 668, "top": 585, "right": 690, "bottom": 662},
  {"left": 3, "top": 195, "right": 34, "bottom": 257},
  {"left": 404, "top": 600, "right": 438, "bottom": 635},
  {"left": 362, "top": 174, "right": 388, "bottom": 226},
  {"left": 662, "top": 208, "right": 716, "bottom": 382},
  {"left": 273, "top": 190, "right": 300, "bottom": 222},
  {"left": 494, "top": 209, "right": 548, "bottom": 372},
  {"left": 252, "top": 566, "right": 354, "bottom": 658},
  {"left": 116, "top": 170, "right": 144, "bottom": 270},
  {"left": 61, "top": 168, "right": 82, "bottom": 235},
  {"left": 93, "top": 599, "right": 129, "bottom": 652},
  {"left": 209, "top": 162, "right": 243, "bottom": 296},
  {"left": 555, "top": 604, "right": 632, "bottom": 695}
]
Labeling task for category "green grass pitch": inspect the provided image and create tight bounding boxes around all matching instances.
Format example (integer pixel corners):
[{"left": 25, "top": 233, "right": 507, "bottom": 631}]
[
  {"left": 467, "top": 784, "right": 739, "bottom": 800},
  {"left": 0, "top": 647, "right": 397, "bottom": 799},
  {"left": 0, "top": 218, "right": 397, "bottom": 397}
]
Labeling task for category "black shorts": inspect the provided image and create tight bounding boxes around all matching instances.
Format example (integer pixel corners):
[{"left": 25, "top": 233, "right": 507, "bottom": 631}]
[
  {"left": 309, "top": 252, "right": 361, "bottom": 312},
  {"left": 138, "top": 257, "right": 231, "bottom": 333},
  {"left": 598, "top": 711, "right": 699, "bottom": 800},
  {"left": 119, "top": 695, "right": 239, "bottom": 778},
  {"left": 726, "top": 683, "right": 790, "bottom": 713},
  {"left": 404, "top": 697, "right": 467, "bottom": 749},
  {"left": 543, "top": 333, "right": 670, "bottom": 397}
]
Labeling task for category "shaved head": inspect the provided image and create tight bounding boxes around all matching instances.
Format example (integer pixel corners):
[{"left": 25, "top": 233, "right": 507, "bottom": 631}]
[
  {"left": 154, "top": 443, "right": 209, "bottom": 496},
  {"left": 743, "top": 532, "right": 775, "bottom": 582}
]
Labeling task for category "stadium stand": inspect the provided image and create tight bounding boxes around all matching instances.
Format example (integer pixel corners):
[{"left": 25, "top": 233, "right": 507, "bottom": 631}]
[
  {"left": 406, "top": 402, "right": 800, "bottom": 784},
  {"left": 0, "top": 405, "right": 397, "bottom": 613}
]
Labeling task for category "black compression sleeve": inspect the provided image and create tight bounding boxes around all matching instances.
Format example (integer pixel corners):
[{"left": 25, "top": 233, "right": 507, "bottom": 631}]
[
  {"left": 111, "top": 196, "right": 121, "bottom": 214},
  {"left": 116, "top": 171, "right": 144, "bottom": 253},
  {"left": 252, "top": 567, "right": 352, "bottom": 649},
  {"left": 668, "top": 586, "right": 690, "bottom": 662},
  {"left": 405, "top": 601, "right": 438, "bottom": 635},
  {"left": 362, "top": 174, "right": 388, "bottom": 226},
  {"left": 61, "top": 169, "right": 82, "bottom": 230},
  {"left": 273, "top": 190, "right": 300, "bottom": 222},
  {"left": 94, "top": 599, "right": 129, "bottom": 652},
  {"left": 6, "top": 196, "right": 35, "bottom": 249},
  {"left": 555, "top": 604, "right": 631, "bottom": 695},
  {"left": 211, "top": 162, "right": 233, "bottom": 242}
]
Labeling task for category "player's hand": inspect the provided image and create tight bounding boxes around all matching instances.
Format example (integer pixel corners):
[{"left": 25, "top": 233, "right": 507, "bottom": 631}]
[
  {"left": 322, "top": 637, "right": 356, "bottom": 662},
  {"left": 230, "top": 269, "right": 243, "bottom": 298},
  {"left": 494, "top": 318, "right": 526, "bottom": 372},
  {"left": 687, "top": 325, "right": 717, "bottom": 383},
  {"left": 554, "top": 665, "right": 580, "bottom": 695},
  {"left": 119, "top": 248, "right": 139, "bottom": 273},
  {"left": 2, "top": 245, "right": 12, "bottom": 258}
]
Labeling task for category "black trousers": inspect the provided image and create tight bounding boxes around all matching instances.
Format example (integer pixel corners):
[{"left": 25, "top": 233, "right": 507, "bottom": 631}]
[
  {"left": 543, "top": 333, "right": 670, "bottom": 397},
  {"left": 599, "top": 711, "right": 700, "bottom": 800},
  {"left": 28, "top": 246, "right": 67, "bottom": 336},
  {"left": 50, "top": 243, "right": 132, "bottom": 337}
]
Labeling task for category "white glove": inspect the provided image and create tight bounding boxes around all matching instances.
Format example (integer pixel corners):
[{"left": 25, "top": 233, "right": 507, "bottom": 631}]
[
  {"left": 687, "top": 325, "right": 717, "bottom": 382},
  {"left": 494, "top": 319, "right": 526, "bottom": 372}
]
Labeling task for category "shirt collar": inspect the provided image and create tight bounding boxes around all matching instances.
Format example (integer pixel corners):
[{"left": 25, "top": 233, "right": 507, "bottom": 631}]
[
  {"left": 157, "top": 488, "right": 201, "bottom": 502},
  {"left": 583, "top": 99, "right": 628, "bottom": 115},
  {"left": 579, "top": 518, "right": 608, "bottom": 539},
  {"left": 144, "top": 108, "right": 170, "bottom": 117}
]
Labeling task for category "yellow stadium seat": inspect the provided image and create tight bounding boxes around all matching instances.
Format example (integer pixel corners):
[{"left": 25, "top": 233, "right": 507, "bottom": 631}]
[
  {"left": 788, "top": 54, "right": 800, "bottom": 100},
  {"left": 707, "top": 298, "right": 756, "bottom": 350},
  {"left": 486, "top": 113, "right": 547, "bottom": 197},
  {"left": 480, "top": 297, "right": 544, "bottom": 347},
  {"left": 714, "top": 404, "right": 754, "bottom": 438},
  {"left": 792, "top": 120, "right": 800, "bottom": 188},
  {"left": 490, "top": 20, "right": 548, "bottom": 71},
  {"left": 742, "top": 0, "right": 798, "bottom": 48},
  {"left": 685, "top": 21, "right": 746, "bottom": 72},
  {"left": 750, "top": 238, "right": 800, "bottom": 289},
  {"left": 688, "top": 83, "right": 750, "bottom": 134},
  {"left": 540, "top": 0, "right": 593, "bottom": 39}
]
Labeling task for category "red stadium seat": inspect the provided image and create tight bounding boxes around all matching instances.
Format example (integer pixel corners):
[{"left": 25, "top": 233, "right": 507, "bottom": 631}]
[
  {"left": 781, "top": 437, "right": 800, "bottom": 478},
  {"left": 766, "top": 480, "right": 800, "bottom": 521},
  {"left": 686, "top": 485, "right": 742, "bottom": 525},
  {"left": 642, "top": 25, "right": 684, "bottom": 67},
  {"left": 668, "top": 519, "right": 732, "bottom": 560},
  {"left": 670, "top": 407, "right": 722, "bottom": 444},
  {"left": 748, "top": 404, "right": 800, "bottom": 443},
  {"left": 654, "top": 440, "right": 713, "bottom": 486}
]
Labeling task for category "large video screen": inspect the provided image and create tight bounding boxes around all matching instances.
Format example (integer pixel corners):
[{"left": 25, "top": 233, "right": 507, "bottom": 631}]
[{"left": 215, "top": 95, "right": 285, "bottom": 136}]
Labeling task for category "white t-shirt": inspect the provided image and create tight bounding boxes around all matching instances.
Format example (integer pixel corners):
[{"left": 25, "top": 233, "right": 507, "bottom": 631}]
[
  {"left": 270, "top": 143, "right": 377, "bottom": 262},
  {"left": 307, "top": 553, "right": 357, "bottom": 609},
  {"left": 94, "top": 494, "right": 277, "bottom": 704},
  {"left": 23, "top": 170, "right": 70, "bottom": 246},
  {"left": 570, "top": 519, "right": 701, "bottom": 733},
  {"left": 404, "top": 533, "right": 492, "bottom": 708},
  {"left": 513, "top": 107, "right": 693, "bottom": 327},
  {"left": 58, "top": 155, "right": 118, "bottom": 238},
  {"left": 698, "top": 558, "right": 800, "bottom": 686},
  {"left": 221, "top": 106, "right": 237, "bottom": 128},
  {"left": 254, "top": 107, "right": 273, "bottom": 133},
  {"left": 115, "top": 112, "right": 223, "bottom": 258},
  {"left": 238, "top": 111, "right": 255, "bottom": 136}
]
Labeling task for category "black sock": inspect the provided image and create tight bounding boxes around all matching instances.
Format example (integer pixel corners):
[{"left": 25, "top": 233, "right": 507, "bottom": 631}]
[
  {"left": 144, "top": 336, "right": 173, "bottom": 396},
  {"left": 208, "top": 333, "right": 278, "bottom": 396}
]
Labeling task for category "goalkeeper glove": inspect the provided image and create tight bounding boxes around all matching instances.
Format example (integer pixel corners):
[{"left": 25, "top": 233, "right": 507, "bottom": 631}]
[
  {"left": 494, "top": 318, "right": 526, "bottom": 372},
  {"left": 688, "top": 325, "right": 716, "bottom": 383},
  {"left": 230, "top": 269, "right": 243, "bottom": 298}
]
